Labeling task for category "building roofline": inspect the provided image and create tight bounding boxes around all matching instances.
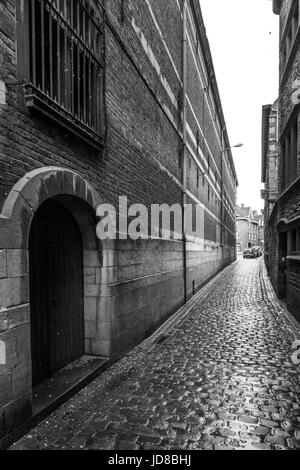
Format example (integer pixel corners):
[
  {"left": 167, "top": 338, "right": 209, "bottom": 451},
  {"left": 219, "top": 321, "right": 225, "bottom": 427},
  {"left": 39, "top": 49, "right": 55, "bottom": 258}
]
[{"left": 190, "top": 0, "right": 239, "bottom": 187}]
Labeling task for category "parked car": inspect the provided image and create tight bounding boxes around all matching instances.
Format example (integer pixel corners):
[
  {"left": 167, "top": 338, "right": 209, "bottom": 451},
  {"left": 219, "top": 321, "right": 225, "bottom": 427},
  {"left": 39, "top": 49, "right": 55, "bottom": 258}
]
[
  {"left": 251, "top": 247, "right": 259, "bottom": 257},
  {"left": 243, "top": 249, "right": 255, "bottom": 259},
  {"left": 251, "top": 246, "right": 263, "bottom": 258}
]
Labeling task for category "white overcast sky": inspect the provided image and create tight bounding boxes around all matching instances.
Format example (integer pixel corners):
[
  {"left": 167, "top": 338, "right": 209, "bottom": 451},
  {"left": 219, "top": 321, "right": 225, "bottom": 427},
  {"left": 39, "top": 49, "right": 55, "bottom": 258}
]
[{"left": 200, "top": 0, "right": 279, "bottom": 211}]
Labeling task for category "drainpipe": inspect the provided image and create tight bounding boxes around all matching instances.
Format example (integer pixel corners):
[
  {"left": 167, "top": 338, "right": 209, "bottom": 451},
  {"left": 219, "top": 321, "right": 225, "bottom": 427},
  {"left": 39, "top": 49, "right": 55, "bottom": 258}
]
[{"left": 182, "top": 0, "right": 188, "bottom": 303}]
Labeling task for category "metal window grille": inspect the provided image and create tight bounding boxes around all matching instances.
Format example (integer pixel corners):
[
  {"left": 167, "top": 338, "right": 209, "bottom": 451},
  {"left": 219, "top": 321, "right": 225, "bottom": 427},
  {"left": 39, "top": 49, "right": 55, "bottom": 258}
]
[{"left": 26, "top": 0, "right": 104, "bottom": 147}]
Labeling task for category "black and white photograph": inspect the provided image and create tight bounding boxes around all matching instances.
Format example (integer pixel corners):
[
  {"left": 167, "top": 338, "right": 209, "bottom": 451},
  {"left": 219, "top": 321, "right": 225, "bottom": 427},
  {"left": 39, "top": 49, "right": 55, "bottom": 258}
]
[{"left": 0, "top": 0, "right": 300, "bottom": 456}]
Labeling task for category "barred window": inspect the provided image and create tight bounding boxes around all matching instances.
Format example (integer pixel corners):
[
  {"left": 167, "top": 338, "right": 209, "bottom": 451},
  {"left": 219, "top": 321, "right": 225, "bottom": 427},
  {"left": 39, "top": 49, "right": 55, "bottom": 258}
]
[{"left": 24, "top": 0, "right": 104, "bottom": 149}]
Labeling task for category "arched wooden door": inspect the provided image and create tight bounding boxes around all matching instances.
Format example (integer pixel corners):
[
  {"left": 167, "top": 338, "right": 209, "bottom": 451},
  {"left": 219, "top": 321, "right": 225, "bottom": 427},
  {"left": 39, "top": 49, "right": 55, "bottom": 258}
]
[{"left": 29, "top": 199, "right": 85, "bottom": 385}]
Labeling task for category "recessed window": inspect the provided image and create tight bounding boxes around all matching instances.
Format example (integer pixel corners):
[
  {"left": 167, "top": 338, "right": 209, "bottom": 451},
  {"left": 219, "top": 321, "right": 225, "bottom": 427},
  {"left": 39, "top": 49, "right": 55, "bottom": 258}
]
[
  {"left": 291, "top": 229, "right": 297, "bottom": 252},
  {"left": 24, "top": 0, "right": 104, "bottom": 149},
  {"left": 281, "top": 115, "right": 298, "bottom": 190}
]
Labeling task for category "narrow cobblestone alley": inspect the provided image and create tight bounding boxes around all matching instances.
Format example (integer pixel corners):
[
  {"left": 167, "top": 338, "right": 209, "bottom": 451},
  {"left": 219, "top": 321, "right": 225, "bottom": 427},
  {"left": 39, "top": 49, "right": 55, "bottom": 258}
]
[{"left": 11, "top": 259, "right": 300, "bottom": 451}]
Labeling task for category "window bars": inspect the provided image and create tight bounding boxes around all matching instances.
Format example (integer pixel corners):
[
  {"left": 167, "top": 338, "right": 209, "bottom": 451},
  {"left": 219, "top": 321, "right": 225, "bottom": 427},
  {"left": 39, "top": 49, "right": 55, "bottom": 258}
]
[{"left": 26, "top": 0, "right": 104, "bottom": 148}]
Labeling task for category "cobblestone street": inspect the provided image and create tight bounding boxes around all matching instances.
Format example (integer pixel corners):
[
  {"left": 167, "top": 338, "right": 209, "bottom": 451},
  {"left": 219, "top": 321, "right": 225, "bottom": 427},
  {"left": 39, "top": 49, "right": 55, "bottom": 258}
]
[{"left": 12, "top": 258, "right": 300, "bottom": 451}]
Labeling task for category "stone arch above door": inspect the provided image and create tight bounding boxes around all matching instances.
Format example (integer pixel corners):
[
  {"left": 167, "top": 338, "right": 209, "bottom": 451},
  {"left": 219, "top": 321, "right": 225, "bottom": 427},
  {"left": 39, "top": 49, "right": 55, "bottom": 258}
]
[
  {"left": 2, "top": 167, "right": 100, "bottom": 243},
  {"left": 0, "top": 167, "right": 115, "bottom": 364},
  {"left": 0, "top": 167, "right": 118, "bottom": 437}
]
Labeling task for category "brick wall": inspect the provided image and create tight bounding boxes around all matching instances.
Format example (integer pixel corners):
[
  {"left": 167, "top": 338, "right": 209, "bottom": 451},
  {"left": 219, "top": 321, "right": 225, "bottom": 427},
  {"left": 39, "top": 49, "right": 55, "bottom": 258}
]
[
  {"left": 262, "top": 101, "right": 279, "bottom": 272},
  {"left": 287, "top": 259, "right": 300, "bottom": 319},
  {"left": 268, "top": 0, "right": 300, "bottom": 318},
  {"left": 267, "top": 207, "right": 280, "bottom": 292},
  {"left": 0, "top": 0, "right": 237, "bottom": 439}
]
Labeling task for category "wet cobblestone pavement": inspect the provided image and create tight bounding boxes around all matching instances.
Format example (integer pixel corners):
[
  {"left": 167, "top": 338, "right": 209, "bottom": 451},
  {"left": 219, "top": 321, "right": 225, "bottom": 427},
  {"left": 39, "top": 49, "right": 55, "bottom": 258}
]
[{"left": 12, "top": 258, "right": 300, "bottom": 450}]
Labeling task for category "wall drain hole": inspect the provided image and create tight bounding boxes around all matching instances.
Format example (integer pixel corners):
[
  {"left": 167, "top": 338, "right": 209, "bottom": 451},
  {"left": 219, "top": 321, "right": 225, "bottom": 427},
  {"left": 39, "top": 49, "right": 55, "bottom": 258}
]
[{"left": 155, "top": 334, "right": 169, "bottom": 345}]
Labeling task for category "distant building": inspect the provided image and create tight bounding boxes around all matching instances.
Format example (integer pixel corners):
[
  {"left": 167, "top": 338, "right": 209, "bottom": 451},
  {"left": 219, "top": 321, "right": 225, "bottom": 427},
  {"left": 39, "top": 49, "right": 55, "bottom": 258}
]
[
  {"left": 261, "top": 100, "right": 280, "bottom": 273},
  {"left": 266, "top": 0, "right": 300, "bottom": 320},
  {"left": 236, "top": 205, "right": 261, "bottom": 253},
  {"left": 253, "top": 211, "right": 265, "bottom": 249},
  {"left": 257, "top": 212, "right": 265, "bottom": 249}
]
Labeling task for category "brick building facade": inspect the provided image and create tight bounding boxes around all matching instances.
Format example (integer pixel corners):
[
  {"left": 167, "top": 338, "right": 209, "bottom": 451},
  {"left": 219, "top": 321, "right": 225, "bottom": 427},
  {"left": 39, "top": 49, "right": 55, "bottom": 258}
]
[
  {"left": 257, "top": 212, "right": 265, "bottom": 249},
  {"left": 0, "top": 0, "right": 238, "bottom": 439},
  {"left": 262, "top": 100, "right": 280, "bottom": 273},
  {"left": 265, "top": 0, "right": 300, "bottom": 320}
]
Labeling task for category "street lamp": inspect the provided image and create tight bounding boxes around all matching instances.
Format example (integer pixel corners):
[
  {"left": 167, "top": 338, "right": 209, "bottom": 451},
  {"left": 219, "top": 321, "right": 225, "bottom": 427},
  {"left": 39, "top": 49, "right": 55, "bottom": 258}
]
[
  {"left": 222, "top": 143, "right": 244, "bottom": 152},
  {"left": 231, "top": 143, "right": 244, "bottom": 149}
]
